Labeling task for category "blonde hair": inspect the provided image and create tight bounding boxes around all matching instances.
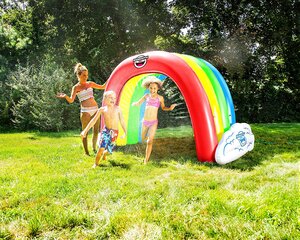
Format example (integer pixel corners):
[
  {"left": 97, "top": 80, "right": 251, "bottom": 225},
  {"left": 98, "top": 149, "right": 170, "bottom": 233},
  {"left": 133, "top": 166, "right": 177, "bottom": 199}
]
[
  {"left": 74, "top": 63, "right": 88, "bottom": 76},
  {"left": 103, "top": 90, "right": 116, "bottom": 98}
]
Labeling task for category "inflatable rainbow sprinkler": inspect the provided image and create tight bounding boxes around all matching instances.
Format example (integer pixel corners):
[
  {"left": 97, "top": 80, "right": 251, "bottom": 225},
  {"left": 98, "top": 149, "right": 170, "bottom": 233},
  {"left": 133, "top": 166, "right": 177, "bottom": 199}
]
[{"left": 104, "top": 51, "right": 254, "bottom": 164}]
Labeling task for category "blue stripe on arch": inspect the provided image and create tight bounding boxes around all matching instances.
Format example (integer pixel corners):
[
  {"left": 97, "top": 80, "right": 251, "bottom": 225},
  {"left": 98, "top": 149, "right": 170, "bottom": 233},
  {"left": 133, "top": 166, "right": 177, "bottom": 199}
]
[{"left": 200, "top": 59, "right": 236, "bottom": 125}]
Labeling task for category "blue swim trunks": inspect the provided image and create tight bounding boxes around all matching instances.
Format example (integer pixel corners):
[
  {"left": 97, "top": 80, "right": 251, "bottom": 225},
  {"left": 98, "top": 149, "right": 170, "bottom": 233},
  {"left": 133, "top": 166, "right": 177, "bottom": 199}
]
[{"left": 98, "top": 127, "right": 119, "bottom": 153}]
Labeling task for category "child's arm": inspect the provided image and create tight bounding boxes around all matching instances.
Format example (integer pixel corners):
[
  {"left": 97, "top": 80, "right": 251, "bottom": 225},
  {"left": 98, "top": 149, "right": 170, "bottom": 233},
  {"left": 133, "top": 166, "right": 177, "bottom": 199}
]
[
  {"left": 81, "top": 108, "right": 103, "bottom": 139},
  {"left": 56, "top": 86, "right": 77, "bottom": 103},
  {"left": 89, "top": 81, "right": 106, "bottom": 90},
  {"left": 132, "top": 94, "right": 147, "bottom": 106},
  {"left": 118, "top": 107, "right": 127, "bottom": 138},
  {"left": 160, "top": 96, "right": 177, "bottom": 111}
]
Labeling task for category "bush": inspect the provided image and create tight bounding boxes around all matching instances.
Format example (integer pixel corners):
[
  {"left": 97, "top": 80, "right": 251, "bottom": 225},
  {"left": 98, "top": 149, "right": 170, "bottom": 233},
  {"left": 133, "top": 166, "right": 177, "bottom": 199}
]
[{"left": 8, "top": 60, "right": 80, "bottom": 131}]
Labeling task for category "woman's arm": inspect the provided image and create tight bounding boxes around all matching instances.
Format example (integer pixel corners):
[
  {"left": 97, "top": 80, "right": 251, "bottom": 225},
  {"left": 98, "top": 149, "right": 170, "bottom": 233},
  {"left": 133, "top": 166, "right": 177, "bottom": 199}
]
[
  {"left": 160, "top": 96, "right": 176, "bottom": 111},
  {"left": 132, "top": 94, "right": 147, "bottom": 106},
  {"left": 89, "top": 81, "right": 106, "bottom": 90},
  {"left": 56, "top": 86, "right": 77, "bottom": 103}
]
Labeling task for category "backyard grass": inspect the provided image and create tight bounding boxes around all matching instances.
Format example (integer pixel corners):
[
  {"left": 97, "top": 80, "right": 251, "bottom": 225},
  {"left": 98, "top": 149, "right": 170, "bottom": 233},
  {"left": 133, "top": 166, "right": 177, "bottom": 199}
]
[{"left": 0, "top": 123, "right": 299, "bottom": 239}]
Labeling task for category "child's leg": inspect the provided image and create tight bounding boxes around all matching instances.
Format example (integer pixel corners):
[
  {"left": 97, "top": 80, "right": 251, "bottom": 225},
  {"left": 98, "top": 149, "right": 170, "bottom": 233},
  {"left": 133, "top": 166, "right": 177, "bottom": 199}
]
[
  {"left": 144, "top": 124, "right": 157, "bottom": 164},
  {"left": 94, "top": 147, "right": 105, "bottom": 167},
  {"left": 141, "top": 125, "right": 149, "bottom": 142},
  {"left": 102, "top": 150, "right": 108, "bottom": 160},
  {"left": 92, "top": 115, "right": 101, "bottom": 153},
  {"left": 81, "top": 113, "right": 92, "bottom": 155}
]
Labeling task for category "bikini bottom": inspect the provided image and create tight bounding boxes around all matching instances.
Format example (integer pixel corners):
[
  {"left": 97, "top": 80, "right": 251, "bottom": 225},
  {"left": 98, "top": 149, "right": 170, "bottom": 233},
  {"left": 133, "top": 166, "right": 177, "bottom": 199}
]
[
  {"left": 142, "top": 119, "right": 158, "bottom": 128},
  {"left": 81, "top": 106, "right": 98, "bottom": 116}
]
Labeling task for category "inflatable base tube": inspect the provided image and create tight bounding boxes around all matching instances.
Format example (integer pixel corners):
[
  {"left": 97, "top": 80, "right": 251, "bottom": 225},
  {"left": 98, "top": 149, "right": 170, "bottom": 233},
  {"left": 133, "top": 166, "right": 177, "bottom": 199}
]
[{"left": 215, "top": 123, "right": 255, "bottom": 165}]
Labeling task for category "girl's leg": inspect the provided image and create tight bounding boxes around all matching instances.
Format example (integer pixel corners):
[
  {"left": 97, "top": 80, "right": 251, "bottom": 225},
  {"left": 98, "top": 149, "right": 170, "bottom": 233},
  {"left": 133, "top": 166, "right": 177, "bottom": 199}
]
[
  {"left": 141, "top": 124, "right": 149, "bottom": 142},
  {"left": 144, "top": 124, "right": 157, "bottom": 164},
  {"left": 81, "top": 112, "right": 92, "bottom": 155},
  {"left": 92, "top": 114, "right": 101, "bottom": 153}
]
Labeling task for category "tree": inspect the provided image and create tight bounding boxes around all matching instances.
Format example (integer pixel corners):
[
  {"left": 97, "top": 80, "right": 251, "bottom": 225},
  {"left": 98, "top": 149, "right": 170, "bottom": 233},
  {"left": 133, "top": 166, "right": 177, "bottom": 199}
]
[
  {"left": 1, "top": 0, "right": 298, "bottom": 130},
  {"left": 167, "top": 0, "right": 299, "bottom": 122}
]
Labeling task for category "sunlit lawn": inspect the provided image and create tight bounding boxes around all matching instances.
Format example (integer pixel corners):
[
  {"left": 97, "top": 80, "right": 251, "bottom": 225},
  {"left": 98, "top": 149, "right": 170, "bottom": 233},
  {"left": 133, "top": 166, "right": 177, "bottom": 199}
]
[{"left": 0, "top": 123, "right": 299, "bottom": 239}]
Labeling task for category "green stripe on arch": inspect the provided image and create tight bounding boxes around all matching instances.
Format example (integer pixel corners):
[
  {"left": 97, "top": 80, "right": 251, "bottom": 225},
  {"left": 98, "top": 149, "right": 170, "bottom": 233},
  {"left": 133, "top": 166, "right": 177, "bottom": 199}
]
[
  {"left": 193, "top": 57, "right": 230, "bottom": 132},
  {"left": 126, "top": 76, "right": 146, "bottom": 144}
]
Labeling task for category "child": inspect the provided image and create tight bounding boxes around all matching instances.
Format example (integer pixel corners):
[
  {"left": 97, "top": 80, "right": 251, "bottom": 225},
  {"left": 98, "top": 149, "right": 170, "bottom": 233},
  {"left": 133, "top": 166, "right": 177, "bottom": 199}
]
[
  {"left": 57, "top": 63, "right": 106, "bottom": 155},
  {"left": 81, "top": 91, "right": 127, "bottom": 168},
  {"left": 132, "top": 76, "right": 176, "bottom": 164}
]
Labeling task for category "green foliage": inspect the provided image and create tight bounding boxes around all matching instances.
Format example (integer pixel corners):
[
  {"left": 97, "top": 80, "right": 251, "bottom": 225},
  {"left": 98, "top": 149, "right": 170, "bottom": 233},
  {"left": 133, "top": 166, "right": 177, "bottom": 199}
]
[
  {"left": 0, "top": 124, "right": 299, "bottom": 238},
  {"left": 26, "top": 0, "right": 175, "bottom": 80},
  {"left": 0, "top": 0, "right": 299, "bottom": 128},
  {"left": 159, "top": 77, "right": 190, "bottom": 127},
  {"left": 0, "top": 1, "right": 33, "bottom": 61},
  {"left": 168, "top": 0, "right": 299, "bottom": 123},
  {"left": 0, "top": 56, "right": 11, "bottom": 127},
  {"left": 8, "top": 60, "right": 79, "bottom": 131}
]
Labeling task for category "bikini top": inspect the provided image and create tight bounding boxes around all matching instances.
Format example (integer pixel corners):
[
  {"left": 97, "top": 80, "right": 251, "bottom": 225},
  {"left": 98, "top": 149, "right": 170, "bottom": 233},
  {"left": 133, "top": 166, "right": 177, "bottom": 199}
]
[
  {"left": 77, "top": 87, "right": 94, "bottom": 102},
  {"left": 145, "top": 95, "right": 160, "bottom": 108}
]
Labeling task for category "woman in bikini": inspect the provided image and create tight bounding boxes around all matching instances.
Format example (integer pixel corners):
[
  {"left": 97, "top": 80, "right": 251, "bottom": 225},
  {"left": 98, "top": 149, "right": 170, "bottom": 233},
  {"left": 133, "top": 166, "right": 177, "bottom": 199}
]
[
  {"left": 56, "top": 63, "right": 106, "bottom": 155},
  {"left": 132, "top": 76, "right": 176, "bottom": 164}
]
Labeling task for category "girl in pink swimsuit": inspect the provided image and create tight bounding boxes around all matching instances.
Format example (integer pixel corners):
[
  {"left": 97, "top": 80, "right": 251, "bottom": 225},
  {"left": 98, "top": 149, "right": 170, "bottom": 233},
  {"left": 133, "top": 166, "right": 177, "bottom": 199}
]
[
  {"left": 56, "top": 63, "right": 106, "bottom": 155},
  {"left": 132, "top": 76, "right": 176, "bottom": 164}
]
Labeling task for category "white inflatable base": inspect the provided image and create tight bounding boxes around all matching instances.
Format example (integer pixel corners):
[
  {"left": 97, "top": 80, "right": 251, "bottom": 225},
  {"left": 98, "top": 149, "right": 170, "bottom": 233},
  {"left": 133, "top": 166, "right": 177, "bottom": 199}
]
[{"left": 215, "top": 123, "right": 254, "bottom": 165}]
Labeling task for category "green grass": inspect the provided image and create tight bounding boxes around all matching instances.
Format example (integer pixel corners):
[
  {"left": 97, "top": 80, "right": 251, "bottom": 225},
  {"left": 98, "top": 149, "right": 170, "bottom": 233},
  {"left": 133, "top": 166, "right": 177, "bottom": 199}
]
[{"left": 0, "top": 123, "right": 299, "bottom": 239}]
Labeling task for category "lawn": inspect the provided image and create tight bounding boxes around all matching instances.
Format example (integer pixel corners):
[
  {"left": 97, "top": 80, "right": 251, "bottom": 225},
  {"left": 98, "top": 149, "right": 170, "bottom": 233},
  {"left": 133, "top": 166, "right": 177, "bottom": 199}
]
[{"left": 0, "top": 123, "right": 299, "bottom": 239}]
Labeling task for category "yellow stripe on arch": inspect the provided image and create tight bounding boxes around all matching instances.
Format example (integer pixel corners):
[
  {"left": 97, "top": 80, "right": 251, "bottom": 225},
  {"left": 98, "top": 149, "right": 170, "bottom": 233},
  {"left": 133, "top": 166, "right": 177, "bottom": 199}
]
[
  {"left": 116, "top": 74, "right": 148, "bottom": 146},
  {"left": 175, "top": 53, "right": 224, "bottom": 140}
]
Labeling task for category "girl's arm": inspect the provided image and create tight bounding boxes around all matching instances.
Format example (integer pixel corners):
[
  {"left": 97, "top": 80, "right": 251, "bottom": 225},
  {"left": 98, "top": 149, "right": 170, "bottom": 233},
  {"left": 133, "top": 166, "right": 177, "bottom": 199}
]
[
  {"left": 132, "top": 94, "right": 147, "bottom": 106},
  {"left": 81, "top": 108, "right": 103, "bottom": 139},
  {"left": 160, "top": 96, "right": 177, "bottom": 111},
  {"left": 57, "top": 86, "right": 77, "bottom": 103},
  {"left": 89, "top": 81, "right": 106, "bottom": 90}
]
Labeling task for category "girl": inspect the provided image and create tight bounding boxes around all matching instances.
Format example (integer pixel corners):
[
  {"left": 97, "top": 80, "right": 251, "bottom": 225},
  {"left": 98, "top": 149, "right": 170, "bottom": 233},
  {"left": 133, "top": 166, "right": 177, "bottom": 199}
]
[
  {"left": 132, "top": 76, "right": 176, "bottom": 164},
  {"left": 57, "top": 63, "right": 106, "bottom": 155}
]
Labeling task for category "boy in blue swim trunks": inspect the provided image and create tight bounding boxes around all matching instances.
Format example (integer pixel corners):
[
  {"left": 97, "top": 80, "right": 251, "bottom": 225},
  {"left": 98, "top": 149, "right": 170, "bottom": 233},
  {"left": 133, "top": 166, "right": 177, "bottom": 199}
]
[{"left": 81, "top": 91, "right": 127, "bottom": 168}]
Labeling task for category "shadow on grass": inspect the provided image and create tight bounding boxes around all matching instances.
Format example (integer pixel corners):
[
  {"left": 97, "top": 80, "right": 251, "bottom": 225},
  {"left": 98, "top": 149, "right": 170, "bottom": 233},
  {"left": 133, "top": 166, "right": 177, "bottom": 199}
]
[
  {"left": 213, "top": 124, "right": 300, "bottom": 171},
  {"left": 231, "top": 125, "right": 298, "bottom": 168},
  {"left": 109, "top": 160, "right": 132, "bottom": 169},
  {"left": 95, "top": 160, "right": 132, "bottom": 170},
  {"left": 33, "top": 130, "right": 80, "bottom": 138},
  {"left": 117, "top": 124, "right": 300, "bottom": 171},
  {"left": 18, "top": 123, "right": 299, "bottom": 171},
  {"left": 118, "top": 137, "right": 198, "bottom": 166}
]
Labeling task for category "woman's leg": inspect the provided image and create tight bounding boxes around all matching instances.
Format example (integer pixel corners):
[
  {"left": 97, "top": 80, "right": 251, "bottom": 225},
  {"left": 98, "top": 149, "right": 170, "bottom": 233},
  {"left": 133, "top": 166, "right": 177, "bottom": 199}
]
[
  {"left": 144, "top": 124, "right": 157, "bottom": 164},
  {"left": 81, "top": 112, "right": 92, "bottom": 155},
  {"left": 92, "top": 114, "right": 101, "bottom": 153}
]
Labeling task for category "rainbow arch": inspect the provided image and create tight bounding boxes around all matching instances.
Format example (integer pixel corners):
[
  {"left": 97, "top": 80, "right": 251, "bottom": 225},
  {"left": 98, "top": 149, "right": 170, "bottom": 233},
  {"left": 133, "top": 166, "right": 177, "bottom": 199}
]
[{"left": 104, "top": 51, "right": 235, "bottom": 162}]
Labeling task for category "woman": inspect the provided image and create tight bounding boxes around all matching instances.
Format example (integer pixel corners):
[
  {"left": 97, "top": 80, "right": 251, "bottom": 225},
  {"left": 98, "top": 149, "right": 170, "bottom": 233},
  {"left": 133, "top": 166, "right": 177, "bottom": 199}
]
[{"left": 57, "top": 63, "right": 106, "bottom": 155}]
